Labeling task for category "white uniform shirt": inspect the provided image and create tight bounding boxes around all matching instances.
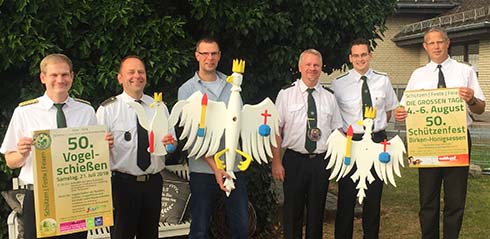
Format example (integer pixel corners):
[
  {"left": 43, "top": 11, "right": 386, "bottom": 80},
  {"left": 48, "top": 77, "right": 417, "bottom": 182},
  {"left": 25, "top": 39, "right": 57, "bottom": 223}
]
[
  {"left": 0, "top": 93, "right": 97, "bottom": 184},
  {"left": 275, "top": 79, "right": 343, "bottom": 154},
  {"left": 401, "top": 57, "right": 485, "bottom": 125},
  {"left": 96, "top": 92, "right": 174, "bottom": 175},
  {"left": 332, "top": 68, "right": 399, "bottom": 133}
]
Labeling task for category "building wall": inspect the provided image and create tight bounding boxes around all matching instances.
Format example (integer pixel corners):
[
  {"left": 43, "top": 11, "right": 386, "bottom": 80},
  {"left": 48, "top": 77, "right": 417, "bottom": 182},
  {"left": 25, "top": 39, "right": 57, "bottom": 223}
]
[
  {"left": 322, "top": 16, "right": 427, "bottom": 88},
  {"left": 322, "top": 14, "right": 489, "bottom": 113},
  {"left": 478, "top": 39, "right": 490, "bottom": 111},
  {"left": 370, "top": 16, "right": 424, "bottom": 85}
]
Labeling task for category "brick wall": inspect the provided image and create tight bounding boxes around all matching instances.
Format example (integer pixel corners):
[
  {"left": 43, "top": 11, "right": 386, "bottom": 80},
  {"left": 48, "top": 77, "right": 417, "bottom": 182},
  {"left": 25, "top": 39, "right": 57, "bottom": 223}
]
[
  {"left": 370, "top": 17, "right": 425, "bottom": 85},
  {"left": 321, "top": 15, "right": 489, "bottom": 114},
  {"left": 322, "top": 16, "right": 427, "bottom": 87},
  {"left": 478, "top": 39, "right": 490, "bottom": 112}
]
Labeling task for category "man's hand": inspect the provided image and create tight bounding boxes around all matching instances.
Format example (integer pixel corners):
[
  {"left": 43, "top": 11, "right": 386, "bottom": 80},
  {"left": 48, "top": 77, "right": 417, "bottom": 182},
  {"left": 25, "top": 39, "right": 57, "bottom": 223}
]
[
  {"left": 394, "top": 106, "right": 407, "bottom": 122},
  {"left": 162, "top": 133, "right": 177, "bottom": 153},
  {"left": 162, "top": 134, "right": 176, "bottom": 145},
  {"left": 272, "top": 160, "right": 285, "bottom": 182},
  {"left": 105, "top": 132, "right": 114, "bottom": 148},
  {"left": 17, "top": 137, "right": 33, "bottom": 158},
  {"left": 214, "top": 169, "right": 232, "bottom": 192},
  {"left": 5, "top": 137, "right": 33, "bottom": 169},
  {"left": 458, "top": 87, "right": 474, "bottom": 104},
  {"left": 271, "top": 132, "right": 285, "bottom": 182}
]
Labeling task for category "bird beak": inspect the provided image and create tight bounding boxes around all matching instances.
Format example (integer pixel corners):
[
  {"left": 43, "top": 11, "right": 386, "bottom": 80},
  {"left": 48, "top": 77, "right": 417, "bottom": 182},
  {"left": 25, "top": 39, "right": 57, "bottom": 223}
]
[
  {"left": 356, "top": 120, "right": 364, "bottom": 126},
  {"left": 226, "top": 75, "right": 233, "bottom": 84}
]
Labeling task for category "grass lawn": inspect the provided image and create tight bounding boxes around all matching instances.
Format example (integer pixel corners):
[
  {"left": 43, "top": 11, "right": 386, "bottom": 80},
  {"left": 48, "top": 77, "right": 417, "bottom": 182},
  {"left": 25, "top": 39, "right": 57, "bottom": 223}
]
[
  {"left": 267, "top": 147, "right": 490, "bottom": 239},
  {"left": 323, "top": 152, "right": 490, "bottom": 239},
  {"left": 379, "top": 166, "right": 490, "bottom": 239}
]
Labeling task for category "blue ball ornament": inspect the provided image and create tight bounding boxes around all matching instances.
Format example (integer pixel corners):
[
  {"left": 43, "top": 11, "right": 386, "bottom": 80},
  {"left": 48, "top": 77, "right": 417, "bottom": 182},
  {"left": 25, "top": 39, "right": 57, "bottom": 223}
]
[
  {"left": 166, "top": 144, "right": 176, "bottom": 153},
  {"left": 344, "top": 157, "right": 351, "bottom": 166},
  {"left": 197, "top": 128, "right": 205, "bottom": 137},
  {"left": 258, "top": 124, "right": 271, "bottom": 136},
  {"left": 379, "top": 152, "right": 391, "bottom": 163}
]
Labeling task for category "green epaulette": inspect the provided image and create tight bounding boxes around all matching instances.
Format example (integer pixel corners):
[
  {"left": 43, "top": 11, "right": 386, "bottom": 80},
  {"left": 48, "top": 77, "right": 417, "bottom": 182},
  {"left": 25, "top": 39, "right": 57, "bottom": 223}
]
[
  {"left": 282, "top": 82, "right": 296, "bottom": 90},
  {"left": 335, "top": 72, "right": 349, "bottom": 80},
  {"left": 18, "top": 99, "right": 39, "bottom": 107},
  {"left": 101, "top": 96, "right": 117, "bottom": 107},
  {"left": 74, "top": 98, "right": 91, "bottom": 105},
  {"left": 373, "top": 70, "right": 387, "bottom": 76},
  {"left": 322, "top": 85, "right": 334, "bottom": 94}
]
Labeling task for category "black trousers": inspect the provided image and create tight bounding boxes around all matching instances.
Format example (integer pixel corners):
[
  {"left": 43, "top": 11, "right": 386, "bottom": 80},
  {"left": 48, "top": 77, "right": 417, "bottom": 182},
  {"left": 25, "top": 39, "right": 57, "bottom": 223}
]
[
  {"left": 110, "top": 172, "right": 163, "bottom": 239},
  {"left": 282, "top": 149, "right": 330, "bottom": 239},
  {"left": 419, "top": 132, "right": 472, "bottom": 239},
  {"left": 335, "top": 131, "right": 387, "bottom": 239},
  {"left": 23, "top": 189, "right": 87, "bottom": 239}
]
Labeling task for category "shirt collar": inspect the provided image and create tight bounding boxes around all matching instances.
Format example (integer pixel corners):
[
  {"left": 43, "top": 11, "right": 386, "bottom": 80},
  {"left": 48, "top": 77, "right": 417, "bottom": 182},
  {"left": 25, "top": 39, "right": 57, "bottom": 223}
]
[
  {"left": 40, "top": 92, "right": 72, "bottom": 110},
  {"left": 352, "top": 68, "right": 372, "bottom": 82},
  {"left": 428, "top": 56, "right": 451, "bottom": 72},
  {"left": 121, "top": 91, "right": 153, "bottom": 105},
  {"left": 298, "top": 79, "right": 321, "bottom": 93},
  {"left": 193, "top": 71, "right": 227, "bottom": 84}
]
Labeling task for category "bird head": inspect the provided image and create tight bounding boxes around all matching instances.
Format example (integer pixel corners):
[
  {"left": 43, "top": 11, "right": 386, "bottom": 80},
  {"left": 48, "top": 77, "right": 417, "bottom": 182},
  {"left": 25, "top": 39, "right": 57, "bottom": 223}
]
[
  {"left": 150, "top": 92, "right": 163, "bottom": 108},
  {"left": 357, "top": 107, "right": 376, "bottom": 132},
  {"left": 226, "top": 59, "right": 245, "bottom": 87}
]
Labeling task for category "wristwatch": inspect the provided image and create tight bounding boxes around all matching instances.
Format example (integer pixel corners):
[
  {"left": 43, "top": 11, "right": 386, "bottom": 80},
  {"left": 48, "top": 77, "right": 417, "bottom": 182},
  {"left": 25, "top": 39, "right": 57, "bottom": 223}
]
[{"left": 469, "top": 96, "right": 477, "bottom": 106}]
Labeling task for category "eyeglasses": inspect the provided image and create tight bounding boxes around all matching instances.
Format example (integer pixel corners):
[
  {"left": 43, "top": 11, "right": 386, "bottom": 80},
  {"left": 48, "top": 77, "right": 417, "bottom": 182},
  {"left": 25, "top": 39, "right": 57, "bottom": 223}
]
[
  {"left": 351, "top": 53, "right": 369, "bottom": 59},
  {"left": 197, "top": 51, "right": 220, "bottom": 57}
]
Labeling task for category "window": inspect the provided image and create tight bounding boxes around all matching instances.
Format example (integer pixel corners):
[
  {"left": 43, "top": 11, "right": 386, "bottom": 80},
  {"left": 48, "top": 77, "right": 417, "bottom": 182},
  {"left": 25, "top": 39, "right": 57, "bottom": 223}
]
[{"left": 450, "top": 42, "right": 479, "bottom": 73}]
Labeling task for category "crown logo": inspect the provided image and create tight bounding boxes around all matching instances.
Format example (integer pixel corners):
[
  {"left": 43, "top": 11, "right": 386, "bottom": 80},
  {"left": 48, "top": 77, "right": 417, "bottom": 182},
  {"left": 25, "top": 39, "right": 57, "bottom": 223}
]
[
  {"left": 364, "top": 107, "right": 376, "bottom": 119},
  {"left": 232, "top": 59, "right": 245, "bottom": 73},
  {"left": 153, "top": 92, "right": 162, "bottom": 102}
]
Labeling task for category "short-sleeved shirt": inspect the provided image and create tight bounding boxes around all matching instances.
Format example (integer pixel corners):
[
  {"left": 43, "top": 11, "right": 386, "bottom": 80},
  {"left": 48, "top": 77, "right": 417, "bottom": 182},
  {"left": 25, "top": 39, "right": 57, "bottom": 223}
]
[
  {"left": 0, "top": 93, "right": 97, "bottom": 184},
  {"left": 275, "top": 79, "right": 343, "bottom": 154},
  {"left": 332, "top": 68, "right": 399, "bottom": 133},
  {"left": 177, "top": 71, "right": 242, "bottom": 174},
  {"left": 401, "top": 57, "right": 486, "bottom": 126},
  {"left": 96, "top": 92, "right": 174, "bottom": 175}
]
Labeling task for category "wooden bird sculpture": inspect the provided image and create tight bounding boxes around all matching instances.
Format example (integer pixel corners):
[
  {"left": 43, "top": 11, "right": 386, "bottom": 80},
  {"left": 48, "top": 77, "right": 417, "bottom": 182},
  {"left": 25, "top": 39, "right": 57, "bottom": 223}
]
[
  {"left": 128, "top": 92, "right": 174, "bottom": 156},
  {"left": 325, "top": 107, "right": 406, "bottom": 203},
  {"left": 168, "top": 59, "right": 280, "bottom": 195}
]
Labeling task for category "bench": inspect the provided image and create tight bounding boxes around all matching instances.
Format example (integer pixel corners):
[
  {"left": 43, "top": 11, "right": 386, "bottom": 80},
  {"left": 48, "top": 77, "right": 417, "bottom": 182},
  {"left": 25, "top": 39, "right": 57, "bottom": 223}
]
[{"left": 7, "top": 164, "right": 191, "bottom": 239}]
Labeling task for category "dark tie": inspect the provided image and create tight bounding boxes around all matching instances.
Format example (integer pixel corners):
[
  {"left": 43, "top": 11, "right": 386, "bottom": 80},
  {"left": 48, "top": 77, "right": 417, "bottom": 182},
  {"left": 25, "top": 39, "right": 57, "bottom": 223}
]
[
  {"left": 361, "top": 75, "right": 372, "bottom": 118},
  {"left": 437, "top": 65, "right": 446, "bottom": 88},
  {"left": 305, "top": 88, "right": 317, "bottom": 153},
  {"left": 135, "top": 100, "right": 150, "bottom": 171},
  {"left": 53, "top": 103, "right": 67, "bottom": 128}
]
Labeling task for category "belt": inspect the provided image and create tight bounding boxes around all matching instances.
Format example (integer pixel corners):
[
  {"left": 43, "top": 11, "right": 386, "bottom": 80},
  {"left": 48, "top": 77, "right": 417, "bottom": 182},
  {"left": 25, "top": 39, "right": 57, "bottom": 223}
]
[
  {"left": 286, "top": 149, "right": 325, "bottom": 159},
  {"left": 112, "top": 171, "right": 159, "bottom": 182}
]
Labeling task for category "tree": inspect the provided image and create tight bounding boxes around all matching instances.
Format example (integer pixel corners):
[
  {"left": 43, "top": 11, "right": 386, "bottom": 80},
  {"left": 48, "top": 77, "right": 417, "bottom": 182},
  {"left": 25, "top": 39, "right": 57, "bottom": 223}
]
[{"left": 0, "top": 0, "right": 396, "bottom": 237}]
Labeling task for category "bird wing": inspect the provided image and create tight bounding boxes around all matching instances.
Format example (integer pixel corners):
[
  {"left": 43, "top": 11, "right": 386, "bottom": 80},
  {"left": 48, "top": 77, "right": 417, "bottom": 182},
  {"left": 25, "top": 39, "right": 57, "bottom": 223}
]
[
  {"left": 325, "top": 129, "right": 355, "bottom": 181},
  {"left": 127, "top": 101, "right": 150, "bottom": 130},
  {"left": 240, "top": 97, "right": 281, "bottom": 164},
  {"left": 372, "top": 136, "right": 406, "bottom": 187},
  {"left": 168, "top": 91, "right": 226, "bottom": 159}
]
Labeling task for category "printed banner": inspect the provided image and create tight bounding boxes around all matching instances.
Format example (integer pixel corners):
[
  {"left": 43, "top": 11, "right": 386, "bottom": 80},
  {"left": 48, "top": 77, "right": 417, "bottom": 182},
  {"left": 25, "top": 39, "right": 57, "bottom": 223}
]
[
  {"left": 404, "top": 88, "right": 468, "bottom": 167},
  {"left": 32, "top": 125, "right": 113, "bottom": 237}
]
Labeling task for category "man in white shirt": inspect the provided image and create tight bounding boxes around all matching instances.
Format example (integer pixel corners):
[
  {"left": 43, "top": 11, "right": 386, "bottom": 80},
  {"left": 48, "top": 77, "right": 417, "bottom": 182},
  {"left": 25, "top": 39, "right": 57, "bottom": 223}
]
[
  {"left": 96, "top": 56, "right": 176, "bottom": 239},
  {"left": 331, "top": 38, "right": 399, "bottom": 239},
  {"left": 272, "top": 49, "right": 343, "bottom": 239},
  {"left": 395, "top": 27, "right": 485, "bottom": 239},
  {"left": 1, "top": 54, "right": 97, "bottom": 239}
]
